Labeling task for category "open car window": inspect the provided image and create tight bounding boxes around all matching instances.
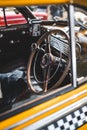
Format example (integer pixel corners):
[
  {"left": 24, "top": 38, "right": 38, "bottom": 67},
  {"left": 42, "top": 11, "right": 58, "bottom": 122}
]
[
  {"left": 0, "top": 7, "right": 27, "bottom": 26},
  {"left": 0, "top": 4, "right": 87, "bottom": 119},
  {"left": 74, "top": 6, "right": 87, "bottom": 84},
  {"left": 0, "top": 8, "right": 5, "bottom": 26},
  {"left": 5, "top": 7, "right": 27, "bottom": 25}
]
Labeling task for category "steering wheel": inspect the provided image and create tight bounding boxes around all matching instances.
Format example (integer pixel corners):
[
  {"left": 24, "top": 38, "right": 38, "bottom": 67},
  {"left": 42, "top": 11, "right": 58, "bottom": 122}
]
[{"left": 27, "top": 29, "right": 70, "bottom": 94}]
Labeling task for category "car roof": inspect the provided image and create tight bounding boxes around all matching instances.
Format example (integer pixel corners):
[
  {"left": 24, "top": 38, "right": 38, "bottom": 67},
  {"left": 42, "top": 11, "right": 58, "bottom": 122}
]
[{"left": 0, "top": 0, "right": 87, "bottom": 7}]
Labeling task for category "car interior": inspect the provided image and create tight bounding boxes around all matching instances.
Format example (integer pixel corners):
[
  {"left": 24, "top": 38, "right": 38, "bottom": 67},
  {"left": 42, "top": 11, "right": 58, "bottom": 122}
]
[{"left": 0, "top": 5, "right": 87, "bottom": 115}]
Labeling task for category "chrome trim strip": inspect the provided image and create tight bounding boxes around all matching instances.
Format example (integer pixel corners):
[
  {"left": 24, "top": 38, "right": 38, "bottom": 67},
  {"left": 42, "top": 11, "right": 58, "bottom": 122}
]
[
  {"left": 23, "top": 97, "right": 87, "bottom": 130},
  {"left": 5, "top": 90, "right": 87, "bottom": 130},
  {"left": 69, "top": 5, "right": 77, "bottom": 88}
]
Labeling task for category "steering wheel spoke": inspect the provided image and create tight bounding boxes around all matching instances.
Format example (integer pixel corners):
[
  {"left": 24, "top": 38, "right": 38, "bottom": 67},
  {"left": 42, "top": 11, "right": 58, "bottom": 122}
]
[{"left": 42, "top": 65, "right": 51, "bottom": 92}]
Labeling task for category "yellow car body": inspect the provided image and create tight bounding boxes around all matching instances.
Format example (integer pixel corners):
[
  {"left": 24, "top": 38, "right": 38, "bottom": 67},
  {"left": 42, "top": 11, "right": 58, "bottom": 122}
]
[
  {"left": 0, "top": 84, "right": 87, "bottom": 129},
  {"left": 0, "top": 0, "right": 87, "bottom": 7}
]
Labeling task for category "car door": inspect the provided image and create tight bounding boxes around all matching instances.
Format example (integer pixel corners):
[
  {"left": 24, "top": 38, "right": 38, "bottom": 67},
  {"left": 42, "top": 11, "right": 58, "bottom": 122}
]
[{"left": 0, "top": 7, "right": 31, "bottom": 68}]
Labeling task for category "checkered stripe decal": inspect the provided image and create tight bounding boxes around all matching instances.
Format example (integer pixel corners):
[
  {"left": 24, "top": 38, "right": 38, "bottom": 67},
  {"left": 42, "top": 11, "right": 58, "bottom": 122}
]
[{"left": 41, "top": 105, "right": 87, "bottom": 130}]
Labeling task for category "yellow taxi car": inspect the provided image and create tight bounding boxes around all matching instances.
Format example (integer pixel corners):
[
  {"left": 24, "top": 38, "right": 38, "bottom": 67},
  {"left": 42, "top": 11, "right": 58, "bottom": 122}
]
[{"left": 0, "top": 0, "right": 87, "bottom": 130}]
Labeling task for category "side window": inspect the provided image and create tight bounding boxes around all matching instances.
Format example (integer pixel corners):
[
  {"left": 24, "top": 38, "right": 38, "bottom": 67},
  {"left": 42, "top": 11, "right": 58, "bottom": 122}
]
[
  {"left": 1, "top": 7, "right": 27, "bottom": 26},
  {"left": 0, "top": 8, "right": 5, "bottom": 26},
  {"left": 5, "top": 7, "right": 27, "bottom": 25},
  {"left": 75, "top": 7, "right": 87, "bottom": 83},
  {"left": 0, "top": 7, "right": 27, "bottom": 27}
]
